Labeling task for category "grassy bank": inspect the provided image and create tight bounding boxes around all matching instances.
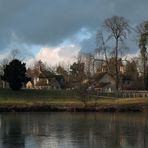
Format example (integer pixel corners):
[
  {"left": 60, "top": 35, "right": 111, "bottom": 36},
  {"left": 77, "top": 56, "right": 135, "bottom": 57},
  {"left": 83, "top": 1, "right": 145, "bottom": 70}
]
[{"left": 0, "top": 89, "right": 148, "bottom": 112}]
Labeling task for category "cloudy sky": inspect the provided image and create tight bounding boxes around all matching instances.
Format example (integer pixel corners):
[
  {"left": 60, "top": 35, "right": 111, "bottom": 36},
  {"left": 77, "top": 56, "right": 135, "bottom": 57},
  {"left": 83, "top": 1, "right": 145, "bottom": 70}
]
[{"left": 0, "top": 0, "right": 148, "bottom": 66}]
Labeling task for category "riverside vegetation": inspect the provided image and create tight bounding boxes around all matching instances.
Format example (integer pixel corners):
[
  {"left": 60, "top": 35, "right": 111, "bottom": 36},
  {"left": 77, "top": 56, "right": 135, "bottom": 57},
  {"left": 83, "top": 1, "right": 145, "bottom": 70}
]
[{"left": 0, "top": 89, "right": 148, "bottom": 112}]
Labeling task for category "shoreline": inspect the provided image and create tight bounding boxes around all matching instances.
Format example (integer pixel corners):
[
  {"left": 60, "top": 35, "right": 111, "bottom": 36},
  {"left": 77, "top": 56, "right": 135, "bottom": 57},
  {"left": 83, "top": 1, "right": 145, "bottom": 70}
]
[
  {"left": 0, "top": 104, "right": 145, "bottom": 112},
  {"left": 0, "top": 89, "right": 147, "bottom": 113}
]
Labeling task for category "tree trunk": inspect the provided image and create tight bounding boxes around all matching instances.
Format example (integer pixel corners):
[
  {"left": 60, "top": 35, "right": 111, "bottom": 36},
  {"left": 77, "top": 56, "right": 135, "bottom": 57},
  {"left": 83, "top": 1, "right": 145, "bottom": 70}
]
[
  {"left": 115, "top": 38, "right": 119, "bottom": 91},
  {"left": 143, "top": 52, "right": 146, "bottom": 90}
]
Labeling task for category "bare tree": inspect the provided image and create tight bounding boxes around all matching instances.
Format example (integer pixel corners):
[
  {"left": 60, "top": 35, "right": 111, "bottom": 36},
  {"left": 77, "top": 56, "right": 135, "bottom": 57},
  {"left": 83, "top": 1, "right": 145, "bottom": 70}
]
[
  {"left": 138, "top": 21, "right": 148, "bottom": 89},
  {"left": 103, "top": 16, "right": 130, "bottom": 91},
  {"left": 96, "top": 31, "right": 111, "bottom": 73},
  {"left": 77, "top": 52, "right": 95, "bottom": 77},
  {"left": 9, "top": 49, "right": 20, "bottom": 60}
]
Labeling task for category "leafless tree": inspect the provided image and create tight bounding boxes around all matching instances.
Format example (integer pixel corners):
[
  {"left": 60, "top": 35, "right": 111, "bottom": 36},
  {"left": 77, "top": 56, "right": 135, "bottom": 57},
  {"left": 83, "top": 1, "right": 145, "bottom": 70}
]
[
  {"left": 137, "top": 21, "right": 148, "bottom": 89},
  {"left": 103, "top": 16, "right": 130, "bottom": 90},
  {"left": 96, "top": 31, "right": 111, "bottom": 73}
]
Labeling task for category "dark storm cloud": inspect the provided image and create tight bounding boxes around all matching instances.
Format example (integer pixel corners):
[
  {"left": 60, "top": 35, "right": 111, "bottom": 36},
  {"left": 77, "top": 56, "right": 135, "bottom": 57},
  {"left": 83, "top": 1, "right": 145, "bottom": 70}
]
[{"left": 0, "top": 0, "right": 148, "bottom": 51}]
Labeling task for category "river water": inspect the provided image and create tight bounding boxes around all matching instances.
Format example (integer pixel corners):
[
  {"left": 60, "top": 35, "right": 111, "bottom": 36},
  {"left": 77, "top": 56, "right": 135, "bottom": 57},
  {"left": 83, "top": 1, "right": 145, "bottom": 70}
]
[{"left": 0, "top": 112, "right": 147, "bottom": 148}]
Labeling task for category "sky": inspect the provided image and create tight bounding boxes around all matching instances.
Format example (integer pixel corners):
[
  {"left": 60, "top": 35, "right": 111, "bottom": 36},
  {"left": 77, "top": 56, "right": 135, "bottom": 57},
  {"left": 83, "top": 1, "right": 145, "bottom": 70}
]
[{"left": 0, "top": 0, "right": 148, "bottom": 66}]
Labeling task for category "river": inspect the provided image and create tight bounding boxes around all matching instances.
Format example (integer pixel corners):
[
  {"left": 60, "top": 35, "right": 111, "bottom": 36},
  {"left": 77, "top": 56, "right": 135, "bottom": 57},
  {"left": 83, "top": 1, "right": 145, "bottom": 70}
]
[{"left": 0, "top": 112, "right": 147, "bottom": 148}]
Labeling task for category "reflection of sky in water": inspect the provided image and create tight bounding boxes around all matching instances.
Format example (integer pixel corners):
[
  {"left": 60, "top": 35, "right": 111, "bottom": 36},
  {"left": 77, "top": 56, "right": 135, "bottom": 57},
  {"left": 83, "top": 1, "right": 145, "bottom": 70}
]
[
  {"left": 0, "top": 113, "right": 147, "bottom": 148},
  {"left": 25, "top": 136, "right": 77, "bottom": 148}
]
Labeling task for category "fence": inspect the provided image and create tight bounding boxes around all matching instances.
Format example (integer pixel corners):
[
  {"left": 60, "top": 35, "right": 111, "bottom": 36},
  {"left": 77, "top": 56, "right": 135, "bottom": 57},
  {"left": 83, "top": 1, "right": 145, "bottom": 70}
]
[
  {"left": 97, "top": 90, "right": 148, "bottom": 98},
  {"left": 117, "top": 90, "right": 148, "bottom": 98}
]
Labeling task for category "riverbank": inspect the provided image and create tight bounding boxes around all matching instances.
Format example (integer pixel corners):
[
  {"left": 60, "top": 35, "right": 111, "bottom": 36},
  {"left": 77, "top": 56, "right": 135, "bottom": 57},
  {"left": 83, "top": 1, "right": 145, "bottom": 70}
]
[
  {"left": 0, "top": 103, "right": 145, "bottom": 112},
  {"left": 0, "top": 89, "right": 148, "bottom": 112},
  {"left": 0, "top": 99, "right": 147, "bottom": 112}
]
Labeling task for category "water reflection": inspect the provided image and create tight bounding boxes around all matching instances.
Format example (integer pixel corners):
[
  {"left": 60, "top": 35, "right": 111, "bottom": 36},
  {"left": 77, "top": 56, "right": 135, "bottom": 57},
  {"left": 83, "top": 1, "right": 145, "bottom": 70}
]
[
  {"left": 0, "top": 112, "right": 147, "bottom": 148},
  {"left": 1, "top": 114, "right": 25, "bottom": 148}
]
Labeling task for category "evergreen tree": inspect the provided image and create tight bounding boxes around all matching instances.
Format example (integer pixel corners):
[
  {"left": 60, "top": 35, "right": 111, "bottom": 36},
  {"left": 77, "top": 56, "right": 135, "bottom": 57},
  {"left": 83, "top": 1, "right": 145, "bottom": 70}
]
[{"left": 1, "top": 59, "right": 30, "bottom": 90}]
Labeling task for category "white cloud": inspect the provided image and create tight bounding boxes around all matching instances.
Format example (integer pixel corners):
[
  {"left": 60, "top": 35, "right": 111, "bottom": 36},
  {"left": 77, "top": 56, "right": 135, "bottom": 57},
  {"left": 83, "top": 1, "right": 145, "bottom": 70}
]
[
  {"left": 122, "top": 51, "right": 140, "bottom": 61},
  {"left": 0, "top": 52, "right": 8, "bottom": 60},
  {"left": 28, "top": 44, "right": 80, "bottom": 67},
  {"left": 128, "top": 52, "right": 139, "bottom": 58}
]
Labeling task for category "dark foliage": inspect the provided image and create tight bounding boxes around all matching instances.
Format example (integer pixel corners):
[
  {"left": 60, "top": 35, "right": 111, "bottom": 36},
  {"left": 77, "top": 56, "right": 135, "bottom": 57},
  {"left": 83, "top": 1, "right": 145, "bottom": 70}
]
[
  {"left": 1, "top": 59, "right": 30, "bottom": 90},
  {"left": 55, "top": 75, "right": 65, "bottom": 89}
]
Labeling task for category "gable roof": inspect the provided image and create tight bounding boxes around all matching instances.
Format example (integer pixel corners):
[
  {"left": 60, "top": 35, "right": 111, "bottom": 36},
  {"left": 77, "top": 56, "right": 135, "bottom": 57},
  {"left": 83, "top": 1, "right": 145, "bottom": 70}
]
[
  {"left": 94, "top": 72, "right": 115, "bottom": 81},
  {"left": 38, "top": 70, "right": 54, "bottom": 78}
]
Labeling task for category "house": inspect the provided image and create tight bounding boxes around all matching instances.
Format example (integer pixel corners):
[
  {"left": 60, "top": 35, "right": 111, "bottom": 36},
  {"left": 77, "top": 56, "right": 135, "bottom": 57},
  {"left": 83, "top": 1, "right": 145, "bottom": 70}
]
[
  {"left": 26, "top": 81, "right": 33, "bottom": 89},
  {"left": 96, "top": 58, "right": 126, "bottom": 75},
  {"left": 92, "top": 72, "right": 116, "bottom": 92},
  {"left": 26, "top": 67, "right": 65, "bottom": 90},
  {"left": 91, "top": 71, "right": 140, "bottom": 91},
  {"left": 0, "top": 77, "right": 9, "bottom": 89},
  {"left": 33, "top": 70, "right": 52, "bottom": 89}
]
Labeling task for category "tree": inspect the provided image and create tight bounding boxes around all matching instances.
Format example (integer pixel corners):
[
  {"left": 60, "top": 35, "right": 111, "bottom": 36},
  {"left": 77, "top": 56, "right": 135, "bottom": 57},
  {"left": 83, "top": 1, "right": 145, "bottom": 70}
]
[
  {"left": 76, "top": 52, "right": 95, "bottom": 77},
  {"left": 56, "top": 65, "right": 68, "bottom": 81},
  {"left": 9, "top": 49, "right": 20, "bottom": 60},
  {"left": 27, "top": 60, "right": 54, "bottom": 79},
  {"left": 77, "top": 83, "right": 89, "bottom": 107},
  {"left": 96, "top": 31, "right": 110, "bottom": 73},
  {"left": 1, "top": 59, "right": 30, "bottom": 90},
  {"left": 83, "top": 53, "right": 94, "bottom": 77},
  {"left": 125, "top": 61, "right": 138, "bottom": 79},
  {"left": 0, "top": 58, "right": 9, "bottom": 75},
  {"left": 122, "top": 60, "right": 140, "bottom": 89},
  {"left": 138, "top": 21, "right": 148, "bottom": 89},
  {"left": 70, "top": 61, "right": 85, "bottom": 82},
  {"left": 103, "top": 16, "right": 130, "bottom": 90},
  {"left": 0, "top": 49, "right": 21, "bottom": 76}
]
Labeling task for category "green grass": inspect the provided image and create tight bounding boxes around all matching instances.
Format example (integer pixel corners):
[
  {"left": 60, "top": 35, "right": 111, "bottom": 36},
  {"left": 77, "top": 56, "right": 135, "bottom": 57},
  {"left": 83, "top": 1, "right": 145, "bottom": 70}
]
[
  {"left": 0, "top": 89, "right": 81, "bottom": 106},
  {"left": 0, "top": 89, "right": 147, "bottom": 109}
]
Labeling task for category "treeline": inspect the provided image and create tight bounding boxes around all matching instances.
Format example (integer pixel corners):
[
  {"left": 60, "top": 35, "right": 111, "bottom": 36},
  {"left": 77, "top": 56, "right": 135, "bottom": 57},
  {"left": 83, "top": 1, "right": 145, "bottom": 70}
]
[{"left": 0, "top": 16, "right": 148, "bottom": 91}]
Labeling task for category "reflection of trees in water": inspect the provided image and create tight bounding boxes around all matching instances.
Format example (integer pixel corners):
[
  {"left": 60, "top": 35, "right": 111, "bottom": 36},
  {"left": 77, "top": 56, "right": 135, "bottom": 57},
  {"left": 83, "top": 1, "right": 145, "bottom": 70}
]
[
  {"left": 100, "top": 113, "right": 148, "bottom": 148},
  {"left": 88, "top": 114, "right": 121, "bottom": 148},
  {"left": 142, "top": 116, "right": 148, "bottom": 148},
  {"left": 25, "top": 113, "right": 148, "bottom": 148},
  {"left": 22, "top": 113, "right": 50, "bottom": 147},
  {"left": 65, "top": 113, "right": 98, "bottom": 147},
  {"left": 1, "top": 114, "right": 25, "bottom": 148},
  {"left": 0, "top": 113, "right": 147, "bottom": 148},
  {"left": 61, "top": 113, "right": 148, "bottom": 148},
  {"left": 122, "top": 123, "right": 140, "bottom": 146},
  {"left": 118, "top": 113, "right": 148, "bottom": 148}
]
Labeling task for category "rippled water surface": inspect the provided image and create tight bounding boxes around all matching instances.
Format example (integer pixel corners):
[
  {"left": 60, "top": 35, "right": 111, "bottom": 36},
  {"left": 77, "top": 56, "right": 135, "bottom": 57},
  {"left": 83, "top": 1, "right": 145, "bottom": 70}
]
[{"left": 0, "top": 112, "right": 147, "bottom": 148}]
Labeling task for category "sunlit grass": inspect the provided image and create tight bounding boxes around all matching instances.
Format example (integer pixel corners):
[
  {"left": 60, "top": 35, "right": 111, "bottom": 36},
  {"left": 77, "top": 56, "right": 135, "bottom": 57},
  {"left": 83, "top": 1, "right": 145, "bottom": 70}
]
[{"left": 0, "top": 89, "right": 147, "bottom": 108}]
